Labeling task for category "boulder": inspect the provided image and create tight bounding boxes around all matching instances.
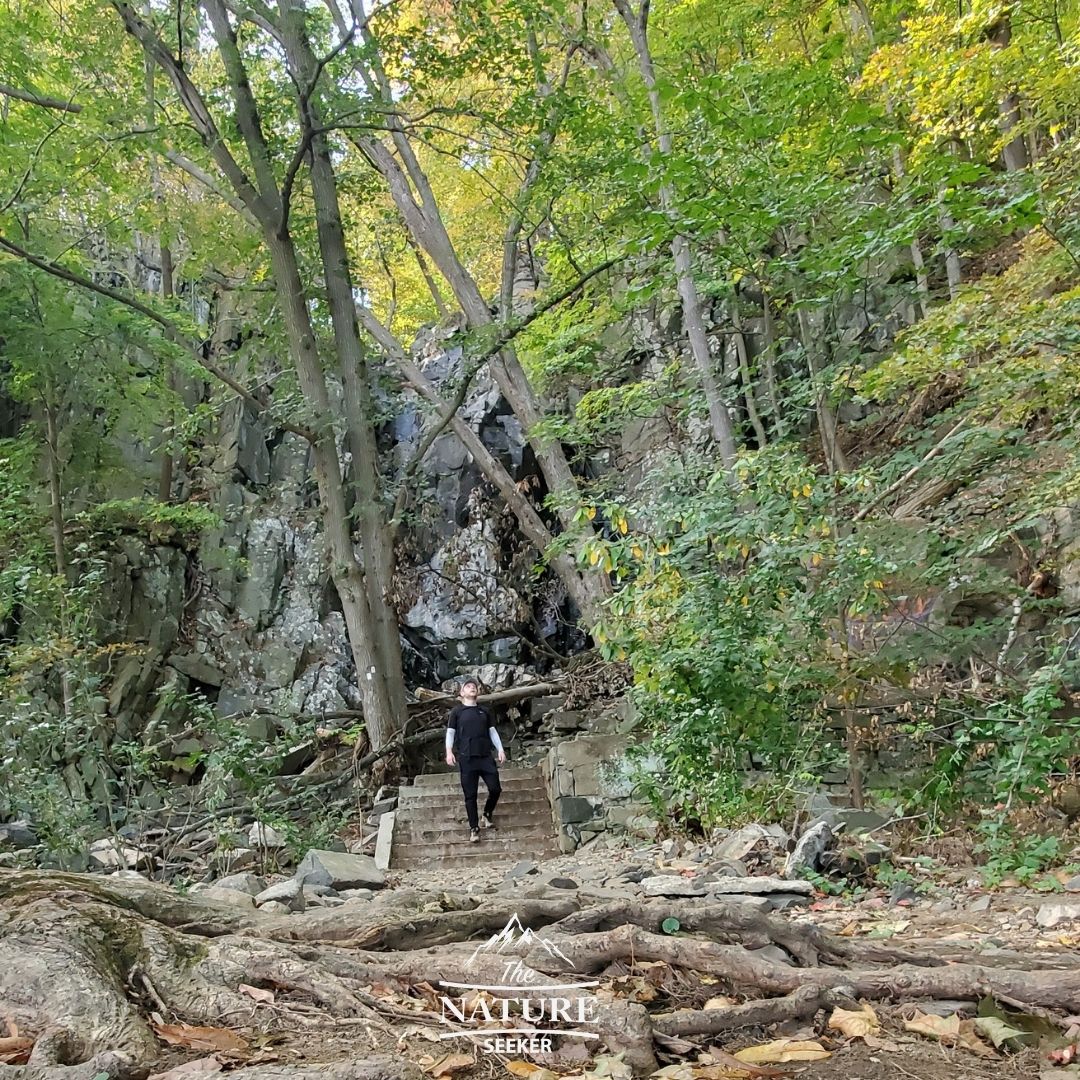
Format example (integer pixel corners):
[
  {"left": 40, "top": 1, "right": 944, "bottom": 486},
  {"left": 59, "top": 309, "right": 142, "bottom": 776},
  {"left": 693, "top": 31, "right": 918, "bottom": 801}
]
[
  {"left": 835, "top": 808, "right": 891, "bottom": 833},
  {"left": 216, "top": 872, "right": 267, "bottom": 896},
  {"left": 202, "top": 885, "right": 256, "bottom": 909},
  {"left": 506, "top": 860, "right": 540, "bottom": 880},
  {"left": 249, "top": 823, "right": 286, "bottom": 849},
  {"left": 0, "top": 820, "right": 37, "bottom": 849},
  {"left": 642, "top": 875, "right": 707, "bottom": 898},
  {"left": 713, "top": 825, "right": 771, "bottom": 861},
  {"left": 295, "top": 849, "right": 385, "bottom": 890},
  {"left": 1036, "top": 903, "right": 1080, "bottom": 929},
  {"left": 785, "top": 821, "right": 833, "bottom": 878},
  {"left": 707, "top": 876, "right": 814, "bottom": 896},
  {"left": 557, "top": 797, "right": 595, "bottom": 824},
  {"left": 260, "top": 901, "right": 291, "bottom": 915},
  {"left": 210, "top": 848, "right": 257, "bottom": 874},
  {"left": 256, "top": 879, "right": 305, "bottom": 912}
]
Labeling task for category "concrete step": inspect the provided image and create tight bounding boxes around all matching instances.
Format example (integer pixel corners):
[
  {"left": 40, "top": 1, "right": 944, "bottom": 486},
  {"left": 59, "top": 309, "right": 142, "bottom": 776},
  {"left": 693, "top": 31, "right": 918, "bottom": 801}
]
[
  {"left": 395, "top": 812, "right": 557, "bottom": 829},
  {"left": 393, "top": 838, "right": 559, "bottom": 864},
  {"left": 396, "top": 795, "right": 552, "bottom": 815},
  {"left": 411, "top": 767, "right": 541, "bottom": 787},
  {"left": 391, "top": 766, "right": 556, "bottom": 870},
  {"left": 395, "top": 823, "right": 554, "bottom": 846},
  {"left": 401, "top": 778, "right": 547, "bottom": 799},
  {"left": 394, "top": 851, "right": 559, "bottom": 870}
]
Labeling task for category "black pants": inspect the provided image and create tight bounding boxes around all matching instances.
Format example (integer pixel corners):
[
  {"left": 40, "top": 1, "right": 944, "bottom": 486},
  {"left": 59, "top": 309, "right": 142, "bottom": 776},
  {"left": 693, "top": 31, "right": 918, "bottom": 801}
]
[{"left": 459, "top": 757, "right": 501, "bottom": 830}]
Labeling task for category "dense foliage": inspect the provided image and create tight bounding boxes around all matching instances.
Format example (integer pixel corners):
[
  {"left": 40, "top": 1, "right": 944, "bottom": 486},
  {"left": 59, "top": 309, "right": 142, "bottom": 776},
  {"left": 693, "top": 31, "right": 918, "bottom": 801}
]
[{"left": 1, "top": 0, "right": 1079, "bottom": 857}]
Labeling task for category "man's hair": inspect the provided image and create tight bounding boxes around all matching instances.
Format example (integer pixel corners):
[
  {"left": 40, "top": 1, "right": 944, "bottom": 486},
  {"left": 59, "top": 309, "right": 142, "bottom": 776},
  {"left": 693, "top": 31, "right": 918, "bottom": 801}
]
[{"left": 460, "top": 677, "right": 479, "bottom": 690}]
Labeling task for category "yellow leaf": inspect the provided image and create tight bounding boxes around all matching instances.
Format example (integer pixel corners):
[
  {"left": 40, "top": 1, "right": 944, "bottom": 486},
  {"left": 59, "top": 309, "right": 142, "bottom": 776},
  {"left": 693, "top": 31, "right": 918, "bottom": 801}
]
[
  {"left": 589, "top": 548, "right": 601, "bottom": 566},
  {"left": 703, "top": 996, "right": 736, "bottom": 1010},
  {"left": 657, "top": 542, "right": 671, "bottom": 555},
  {"left": 828, "top": 1003, "right": 880, "bottom": 1039},
  {"left": 734, "top": 1039, "right": 831, "bottom": 1064},
  {"left": 791, "top": 488, "right": 800, "bottom": 498},
  {"left": 740, "top": 544, "right": 750, "bottom": 557},
  {"left": 618, "top": 519, "right": 629, "bottom": 534},
  {"left": 802, "top": 484, "right": 812, "bottom": 497},
  {"left": 871, "top": 580, "right": 884, "bottom": 589},
  {"left": 904, "top": 1012, "right": 960, "bottom": 1041},
  {"left": 504, "top": 1063, "right": 556, "bottom": 1080},
  {"left": 632, "top": 545, "right": 644, "bottom": 559},
  {"left": 586, "top": 506, "right": 597, "bottom": 520},
  {"left": 811, "top": 553, "right": 822, "bottom": 567},
  {"left": 426, "top": 1053, "right": 474, "bottom": 1078},
  {"left": 741, "top": 595, "right": 749, "bottom": 606}
]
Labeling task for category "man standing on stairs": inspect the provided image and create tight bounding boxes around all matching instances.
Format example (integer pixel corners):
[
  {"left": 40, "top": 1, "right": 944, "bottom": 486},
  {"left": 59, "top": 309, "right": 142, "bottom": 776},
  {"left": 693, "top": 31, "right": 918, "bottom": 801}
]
[{"left": 445, "top": 677, "right": 505, "bottom": 843}]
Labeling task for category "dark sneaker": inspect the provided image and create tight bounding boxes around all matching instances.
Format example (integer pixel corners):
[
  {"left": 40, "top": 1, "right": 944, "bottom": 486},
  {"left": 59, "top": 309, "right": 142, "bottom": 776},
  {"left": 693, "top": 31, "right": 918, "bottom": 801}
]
[
  {"left": 480, "top": 814, "right": 493, "bottom": 830},
  {"left": 470, "top": 829, "right": 480, "bottom": 843}
]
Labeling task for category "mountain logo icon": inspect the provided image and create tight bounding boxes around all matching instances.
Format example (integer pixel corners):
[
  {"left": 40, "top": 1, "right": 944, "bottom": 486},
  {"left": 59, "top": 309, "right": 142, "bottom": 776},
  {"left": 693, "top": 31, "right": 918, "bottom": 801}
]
[{"left": 467, "top": 912, "right": 576, "bottom": 970}]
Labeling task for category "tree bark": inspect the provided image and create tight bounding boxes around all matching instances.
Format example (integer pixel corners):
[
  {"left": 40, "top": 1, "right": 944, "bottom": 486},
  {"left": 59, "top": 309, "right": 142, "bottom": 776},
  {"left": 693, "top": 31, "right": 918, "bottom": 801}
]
[
  {"left": 613, "top": 0, "right": 739, "bottom": 480},
  {"left": 114, "top": 1, "right": 406, "bottom": 748},
  {"left": 795, "top": 306, "right": 847, "bottom": 474},
  {"left": 357, "top": 309, "right": 602, "bottom": 621},
  {"left": 277, "top": 6, "right": 408, "bottom": 735}
]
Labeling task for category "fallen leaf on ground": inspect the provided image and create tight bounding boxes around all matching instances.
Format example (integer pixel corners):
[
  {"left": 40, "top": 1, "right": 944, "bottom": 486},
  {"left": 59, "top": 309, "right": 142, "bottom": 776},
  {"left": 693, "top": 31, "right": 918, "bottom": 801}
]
[
  {"left": 504, "top": 1063, "right": 557, "bottom": 1080},
  {"left": 836, "top": 922, "right": 860, "bottom": 937},
  {"left": 238, "top": 984, "right": 275, "bottom": 1004},
  {"left": 904, "top": 1012, "right": 961, "bottom": 1041},
  {"left": 704, "top": 997, "right": 736, "bottom": 1010},
  {"left": 649, "top": 1065, "right": 694, "bottom": 1080},
  {"left": 828, "top": 1003, "right": 879, "bottom": 1039},
  {"left": 0, "top": 1037, "right": 33, "bottom": 1065},
  {"left": 148, "top": 1056, "right": 224, "bottom": 1079},
  {"left": 903, "top": 1011, "right": 995, "bottom": 1058},
  {"left": 395, "top": 1024, "right": 443, "bottom": 1044},
  {"left": 425, "top": 1052, "right": 473, "bottom": 1078},
  {"left": 151, "top": 1023, "right": 249, "bottom": 1054},
  {"left": 589, "top": 1055, "right": 633, "bottom": 1080},
  {"left": 706, "top": 1045, "right": 791, "bottom": 1077},
  {"left": 2, "top": 1017, "right": 17, "bottom": 1038},
  {"left": 974, "top": 1016, "right": 1028, "bottom": 1049},
  {"left": 734, "top": 1040, "right": 831, "bottom": 1064}
]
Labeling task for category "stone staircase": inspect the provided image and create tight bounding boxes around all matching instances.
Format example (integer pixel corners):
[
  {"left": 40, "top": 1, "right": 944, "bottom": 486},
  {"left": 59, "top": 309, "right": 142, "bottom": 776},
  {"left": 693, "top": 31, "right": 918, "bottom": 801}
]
[{"left": 387, "top": 765, "right": 558, "bottom": 869}]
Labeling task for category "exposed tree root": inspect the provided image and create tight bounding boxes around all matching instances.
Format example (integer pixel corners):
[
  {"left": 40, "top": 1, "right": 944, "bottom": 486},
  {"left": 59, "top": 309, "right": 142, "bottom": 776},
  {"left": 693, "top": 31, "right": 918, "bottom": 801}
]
[
  {"left": 523, "top": 924, "right": 1080, "bottom": 1011},
  {"left": 3, "top": 871, "right": 1080, "bottom": 1078},
  {"left": 651, "top": 985, "right": 853, "bottom": 1038}
]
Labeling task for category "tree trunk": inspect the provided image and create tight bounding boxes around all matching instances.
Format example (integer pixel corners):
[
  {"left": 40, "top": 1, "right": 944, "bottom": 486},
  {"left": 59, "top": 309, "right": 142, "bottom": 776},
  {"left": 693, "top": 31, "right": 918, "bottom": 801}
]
[
  {"left": 145, "top": 11, "right": 176, "bottom": 503},
  {"left": 760, "top": 289, "right": 785, "bottom": 438},
  {"left": 278, "top": 7, "right": 408, "bottom": 734},
  {"left": 795, "top": 306, "right": 847, "bottom": 474},
  {"left": 614, "top": 0, "right": 739, "bottom": 479},
  {"left": 7, "top": 872, "right": 1080, "bottom": 1080},
  {"left": 730, "top": 297, "right": 767, "bottom": 447},
  {"left": 986, "top": 13, "right": 1030, "bottom": 173},
  {"left": 266, "top": 235, "right": 401, "bottom": 751},
  {"left": 43, "top": 396, "right": 75, "bottom": 722}
]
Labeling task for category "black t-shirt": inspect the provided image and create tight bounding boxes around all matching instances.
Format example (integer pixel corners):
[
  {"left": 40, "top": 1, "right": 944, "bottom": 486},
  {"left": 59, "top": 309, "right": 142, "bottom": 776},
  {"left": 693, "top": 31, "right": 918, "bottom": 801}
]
[{"left": 449, "top": 704, "right": 494, "bottom": 760}]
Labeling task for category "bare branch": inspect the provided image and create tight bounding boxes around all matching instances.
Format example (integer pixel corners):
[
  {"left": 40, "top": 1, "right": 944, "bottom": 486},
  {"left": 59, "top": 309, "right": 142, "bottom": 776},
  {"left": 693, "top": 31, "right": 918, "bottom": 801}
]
[
  {"left": 0, "top": 83, "right": 83, "bottom": 113},
  {"left": 0, "top": 232, "right": 313, "bottom": 441}
]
